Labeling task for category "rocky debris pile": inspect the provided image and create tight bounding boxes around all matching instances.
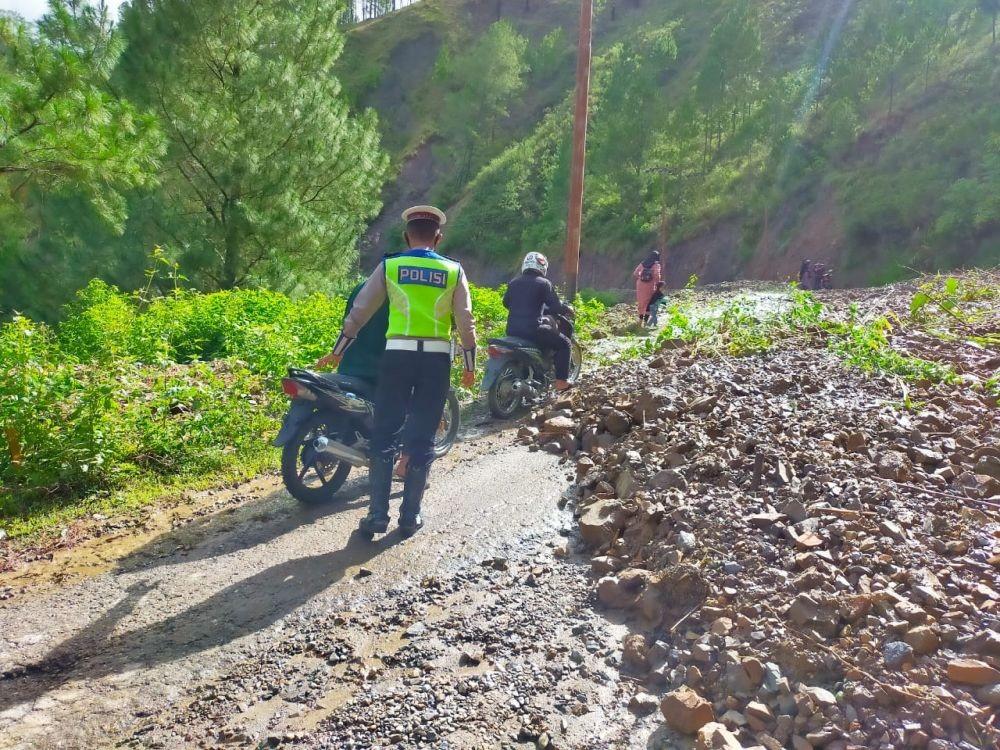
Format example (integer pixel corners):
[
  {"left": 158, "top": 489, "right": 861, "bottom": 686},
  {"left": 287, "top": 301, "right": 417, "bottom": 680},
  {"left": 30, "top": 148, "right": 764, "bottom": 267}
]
[
  {"left": 825, "top": 270, "right": 1000, "bottom": 399},
  {"left": 524, "top": 341, "right": 999, "bottom": 749}
]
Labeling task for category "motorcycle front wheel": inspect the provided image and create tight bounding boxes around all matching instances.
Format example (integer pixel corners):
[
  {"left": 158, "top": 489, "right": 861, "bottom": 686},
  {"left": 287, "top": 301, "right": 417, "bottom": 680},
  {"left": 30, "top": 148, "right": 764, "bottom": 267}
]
[
  {"left": 488, "top": 364, "right": 526, "bottom": 419},
  {"left": 281, "top": 413, "right": 353, "bottom": 505},
  {"left": 434, "top": 390, "right": 461, "bottom": 457}
]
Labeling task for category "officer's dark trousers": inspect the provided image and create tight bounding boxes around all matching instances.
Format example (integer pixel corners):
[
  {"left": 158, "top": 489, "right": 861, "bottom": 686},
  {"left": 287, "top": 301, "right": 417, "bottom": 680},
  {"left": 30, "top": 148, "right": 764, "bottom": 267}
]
[
  {"left": 512, "top": 327, "right": 571, "bottom": 381},
  {"left": 368, "top": 349, "right": 450, "bottom": 521}
]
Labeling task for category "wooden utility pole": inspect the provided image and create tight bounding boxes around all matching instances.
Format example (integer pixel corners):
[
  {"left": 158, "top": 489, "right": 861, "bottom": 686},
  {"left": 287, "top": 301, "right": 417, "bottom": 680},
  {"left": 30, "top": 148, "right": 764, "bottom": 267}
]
[{"left": 563, "top": 0, "right": 593, "bottom": 299}]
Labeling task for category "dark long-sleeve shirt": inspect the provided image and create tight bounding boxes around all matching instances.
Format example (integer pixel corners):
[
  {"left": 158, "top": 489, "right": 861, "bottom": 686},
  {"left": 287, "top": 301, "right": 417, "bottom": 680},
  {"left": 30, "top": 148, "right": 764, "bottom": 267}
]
[
  {"left": 503, "top": 271, "right": 567, "bottom": 338},
  {"left": 336, "top": 282, "right": 388, "bottom": 386}
]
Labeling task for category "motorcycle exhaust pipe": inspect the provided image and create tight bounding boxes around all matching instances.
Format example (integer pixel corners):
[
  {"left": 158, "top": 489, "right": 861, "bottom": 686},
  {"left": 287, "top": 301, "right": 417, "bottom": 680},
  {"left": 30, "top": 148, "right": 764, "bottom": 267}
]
[{"left": 313, "top": 436, "right": 367, "bottom": 467}]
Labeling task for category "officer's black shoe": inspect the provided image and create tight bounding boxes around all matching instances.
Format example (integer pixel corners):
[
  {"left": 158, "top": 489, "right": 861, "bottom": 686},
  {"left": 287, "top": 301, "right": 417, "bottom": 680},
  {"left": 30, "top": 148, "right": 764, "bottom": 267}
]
[
  {"left": 358, "top": 514, "right": 389, "bottom": 537},
  {"left": 398, "top": 513, "right": 423, "bottom": 538},
  {"left": 399, "top": 462, "right": 430, "bottom": 538},
  {"left": 360, "top": 454, "right": 394, "bottom": 537}
]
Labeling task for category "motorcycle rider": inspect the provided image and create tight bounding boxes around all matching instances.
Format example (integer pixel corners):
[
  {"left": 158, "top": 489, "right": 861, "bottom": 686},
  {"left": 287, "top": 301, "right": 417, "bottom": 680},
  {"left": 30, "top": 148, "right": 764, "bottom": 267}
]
[
  {"left": 502, "top": 252, "right": 573, "bottom": 392},
  {"left": 317, "top": 205, "right": 476, "bottom": 538},
  {"left": 326, "top": 280, "right": 387, "bottom": 392}
]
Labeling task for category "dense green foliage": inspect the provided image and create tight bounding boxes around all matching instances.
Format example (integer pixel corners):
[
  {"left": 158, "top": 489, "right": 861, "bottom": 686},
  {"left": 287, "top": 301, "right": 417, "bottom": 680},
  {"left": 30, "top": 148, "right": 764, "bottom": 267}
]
[
  {"left": 0, "top": 1, "right": 165, "bottom": 318},
  {"left": 1, "top": 0, "right": 389, "bottom": 321},
  {"left": 0, "top": 2, "right": 163, "bottom": 226},
  {"left": 345, "top": 0, "right": 1000, "bottom": 284},
  {"left": 117, "top": 0, "right": 389, "bottom": 291},
  {"left": 0, "top": 279, "right": 604, "bottom": 534},
  {"left": 434, "top": 19, "right": 529, "bottom": 189},
  {"left": 0, "top": 282, "right": 346, "bottom": 527}
]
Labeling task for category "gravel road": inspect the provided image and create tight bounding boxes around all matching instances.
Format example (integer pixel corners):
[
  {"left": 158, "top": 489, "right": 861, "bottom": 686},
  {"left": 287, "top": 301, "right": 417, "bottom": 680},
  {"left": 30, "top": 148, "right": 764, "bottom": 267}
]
[{"left": 0, "top": 421, "right": 640, "bottom": 749}]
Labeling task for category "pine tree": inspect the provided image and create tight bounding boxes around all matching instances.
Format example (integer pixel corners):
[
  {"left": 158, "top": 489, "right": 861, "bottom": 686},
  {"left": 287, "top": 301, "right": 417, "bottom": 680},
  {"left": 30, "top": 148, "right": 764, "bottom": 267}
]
[
  {"left": 118, "top": 0, "right": 389, "bottom": 290},
  {"left": 0, "top": 0, "right": 163, "bottom": 231}
]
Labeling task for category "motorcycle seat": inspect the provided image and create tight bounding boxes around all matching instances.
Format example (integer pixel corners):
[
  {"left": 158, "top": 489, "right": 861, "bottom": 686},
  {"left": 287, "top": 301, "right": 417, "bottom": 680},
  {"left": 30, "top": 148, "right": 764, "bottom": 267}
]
[
  {"left": 317, "top": 373, "right": 374, "bottom": 398},
  {"left": 489, "top": 336, "right": 543, "bottom": 355}
]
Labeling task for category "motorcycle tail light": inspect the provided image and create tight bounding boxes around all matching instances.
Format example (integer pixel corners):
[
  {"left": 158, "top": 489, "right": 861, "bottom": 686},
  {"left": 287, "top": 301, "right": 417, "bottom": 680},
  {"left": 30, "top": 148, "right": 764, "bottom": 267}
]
[
  {"left": 488, "top": 345, "right": 510, "bottom": 358},
  {"left": 281, "top": 378, "right": 299, "bottom": 397}
]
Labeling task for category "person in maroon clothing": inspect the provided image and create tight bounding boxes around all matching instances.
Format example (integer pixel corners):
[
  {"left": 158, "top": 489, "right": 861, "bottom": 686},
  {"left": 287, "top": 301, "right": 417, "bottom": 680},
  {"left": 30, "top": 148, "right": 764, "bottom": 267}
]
[{"left": 633, "top": 250, "right": 662, "bottom": 324}]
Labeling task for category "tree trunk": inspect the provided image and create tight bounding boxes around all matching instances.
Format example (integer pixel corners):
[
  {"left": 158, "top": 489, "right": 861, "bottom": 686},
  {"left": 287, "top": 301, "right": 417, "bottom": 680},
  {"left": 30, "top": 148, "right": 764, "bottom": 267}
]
[{"left": 221, "top": 194, "right": 241, "bottom": 290}]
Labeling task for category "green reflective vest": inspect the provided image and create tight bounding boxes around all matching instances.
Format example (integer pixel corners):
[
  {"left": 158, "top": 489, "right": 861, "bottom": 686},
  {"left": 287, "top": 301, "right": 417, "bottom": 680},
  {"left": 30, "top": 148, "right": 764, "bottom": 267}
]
[{"left": 384, "top": 251, "right": 460, "bottom": 340}]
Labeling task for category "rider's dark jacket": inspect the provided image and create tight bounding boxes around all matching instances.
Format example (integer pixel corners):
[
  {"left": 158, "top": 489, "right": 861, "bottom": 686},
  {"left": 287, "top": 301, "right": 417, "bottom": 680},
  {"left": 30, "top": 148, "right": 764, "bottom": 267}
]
[
  {"left": 337, "top": 282, "right": 389, "bottom": 386},
  {"left": 503, "top": 270, "right": 568, "bottom": 339}
]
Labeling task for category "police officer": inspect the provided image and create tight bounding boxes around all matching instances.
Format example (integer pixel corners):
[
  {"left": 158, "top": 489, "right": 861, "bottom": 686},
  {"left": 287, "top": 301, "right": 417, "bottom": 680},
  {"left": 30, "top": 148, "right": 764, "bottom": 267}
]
[{"left": 317, "top": 206, "right": 477, "bottom": 538}]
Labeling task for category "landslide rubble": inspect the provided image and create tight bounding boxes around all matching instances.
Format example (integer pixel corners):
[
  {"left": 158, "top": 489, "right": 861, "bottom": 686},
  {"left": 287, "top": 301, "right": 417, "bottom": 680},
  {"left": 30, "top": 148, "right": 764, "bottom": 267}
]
[{"left": 524, "top": 337, "right": 999, "bottom": 749}]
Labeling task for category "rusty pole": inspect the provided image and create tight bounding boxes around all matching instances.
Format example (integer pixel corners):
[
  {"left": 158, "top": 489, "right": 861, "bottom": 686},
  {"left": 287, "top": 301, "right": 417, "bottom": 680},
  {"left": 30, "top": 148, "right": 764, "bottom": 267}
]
[{"left": 563, "top": 0, "right": 593, "bottom": 300}]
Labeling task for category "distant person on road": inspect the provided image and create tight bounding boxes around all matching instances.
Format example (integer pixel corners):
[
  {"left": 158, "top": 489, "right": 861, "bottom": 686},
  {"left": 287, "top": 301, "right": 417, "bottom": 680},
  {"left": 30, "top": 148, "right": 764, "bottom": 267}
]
[
  {"left": 502, "top": 252, "right": 573, "bottom": 392},
  {"left": 647, "top": 282, "right": 666, "bottom": 327},
  {"left": 798, "top": 259, "right": 813, "bottom": 288},
  {"left": 633, "top": 250, "right": 662, "bottom": 324}
]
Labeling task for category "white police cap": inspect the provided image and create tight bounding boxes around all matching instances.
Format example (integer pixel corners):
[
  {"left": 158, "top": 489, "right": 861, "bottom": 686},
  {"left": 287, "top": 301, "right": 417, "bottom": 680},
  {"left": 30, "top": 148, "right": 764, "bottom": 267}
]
[{"left": 402, "top": 205, "right": 447, "bottom": 226}]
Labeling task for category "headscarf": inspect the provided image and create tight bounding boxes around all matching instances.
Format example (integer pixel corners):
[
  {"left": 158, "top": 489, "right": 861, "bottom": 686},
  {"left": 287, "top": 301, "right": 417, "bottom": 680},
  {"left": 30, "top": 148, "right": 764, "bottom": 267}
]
[{"left": 641, "top": 250, "right": 661, "bottom": 269}]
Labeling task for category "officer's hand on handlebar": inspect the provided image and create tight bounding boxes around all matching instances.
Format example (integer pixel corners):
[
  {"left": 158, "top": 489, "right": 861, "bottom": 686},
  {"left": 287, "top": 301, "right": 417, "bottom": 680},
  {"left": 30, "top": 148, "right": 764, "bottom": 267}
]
[
  {"left": 314, "top": 352, "right": 341, "bottom": 370},
  {"left": 461, "top": 370, "right": 476, "bottom": 388}
]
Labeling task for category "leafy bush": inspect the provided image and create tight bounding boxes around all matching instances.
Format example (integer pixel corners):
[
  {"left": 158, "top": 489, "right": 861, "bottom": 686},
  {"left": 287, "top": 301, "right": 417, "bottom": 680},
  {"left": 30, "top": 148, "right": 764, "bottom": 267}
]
[
  {"left": 1, "top": 283, "right": 347, "bottom": 528},
  {"left": 1, "top": 279, "right": 606, "bottom": 533},
  {"left": 469, "top": 283, "right": 509, "bottom": 343},
  {"left": 580, "top": 288, "right": 622, "bottom": 308}
]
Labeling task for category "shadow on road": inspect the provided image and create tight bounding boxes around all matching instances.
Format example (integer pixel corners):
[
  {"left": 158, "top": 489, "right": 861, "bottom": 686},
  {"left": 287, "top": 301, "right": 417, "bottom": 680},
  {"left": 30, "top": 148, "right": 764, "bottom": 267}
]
[
  {"left": 114, "top": 475, "right": 372, "bottom": 575},
  {"left": 0, "top": 531, "right": 402, "bottom": 713}
]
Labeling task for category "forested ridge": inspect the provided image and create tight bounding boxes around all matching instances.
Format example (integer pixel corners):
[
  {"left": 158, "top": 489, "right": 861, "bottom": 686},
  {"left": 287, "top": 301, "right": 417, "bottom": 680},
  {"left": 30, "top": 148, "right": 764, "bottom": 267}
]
[
  {"left": 3, "top": 0, "right": 997, "bottom": 319},
  {"left": 342, "top": 0, "right": 1000, "bottom": 288}
]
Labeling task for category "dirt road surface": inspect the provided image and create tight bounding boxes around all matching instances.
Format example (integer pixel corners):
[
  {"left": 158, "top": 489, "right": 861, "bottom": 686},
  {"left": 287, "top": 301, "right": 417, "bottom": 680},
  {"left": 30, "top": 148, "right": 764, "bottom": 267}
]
[{"left": 0, "top": 416, "right": 655, "bottom": 749}]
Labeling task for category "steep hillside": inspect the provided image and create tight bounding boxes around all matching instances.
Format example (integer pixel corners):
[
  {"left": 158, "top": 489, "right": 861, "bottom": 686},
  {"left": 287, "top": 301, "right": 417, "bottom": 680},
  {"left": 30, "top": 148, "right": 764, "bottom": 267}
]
[{"left": 340, "top": 0, "right": 1000, "bottom": 288}]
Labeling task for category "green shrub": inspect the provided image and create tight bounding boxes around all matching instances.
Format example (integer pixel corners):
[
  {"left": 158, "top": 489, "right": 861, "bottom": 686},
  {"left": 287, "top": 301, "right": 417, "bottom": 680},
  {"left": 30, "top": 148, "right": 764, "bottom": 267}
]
[
  {"left": 580, "top": 287, "right": 621, "bottom": 308},
  {"left": 3, "top": 278, "right": 606, "bottom": 533},
  {"left": 469, "top": 283, "right": 509, "bottom": 343}
]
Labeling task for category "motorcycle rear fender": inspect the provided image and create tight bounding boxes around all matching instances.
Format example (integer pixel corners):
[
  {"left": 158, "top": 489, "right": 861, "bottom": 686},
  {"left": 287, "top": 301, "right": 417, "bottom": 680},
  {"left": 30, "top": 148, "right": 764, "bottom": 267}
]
[
  {"left": 272, "top": 401, "right": 317, "bottom": 446},
  {"left": 480, "top": 357, "right": 507, "bottom": 393}
]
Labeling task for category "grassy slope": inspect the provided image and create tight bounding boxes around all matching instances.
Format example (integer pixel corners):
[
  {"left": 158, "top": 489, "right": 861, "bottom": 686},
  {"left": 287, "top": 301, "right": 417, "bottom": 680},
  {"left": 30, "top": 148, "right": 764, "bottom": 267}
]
[{"left": 340, "top": 0, "right": 1000, "bottom": 287}]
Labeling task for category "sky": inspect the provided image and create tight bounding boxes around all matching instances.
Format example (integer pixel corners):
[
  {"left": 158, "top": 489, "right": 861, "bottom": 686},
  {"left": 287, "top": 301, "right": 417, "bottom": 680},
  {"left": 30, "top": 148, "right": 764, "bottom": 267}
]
[{"left": 0, "top": 0, "right": 127, "bottom": 20}]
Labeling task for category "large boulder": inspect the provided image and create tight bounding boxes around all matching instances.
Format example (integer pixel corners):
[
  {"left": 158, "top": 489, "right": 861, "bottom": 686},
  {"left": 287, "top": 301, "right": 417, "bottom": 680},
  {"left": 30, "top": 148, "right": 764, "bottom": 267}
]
[
  {"left": 695, "top": 722, "right": 744, "bottom": 750},
  {"left": 631, "top": 387, "right": 676, "bottom": 423},
  {"left": 622, "top": 633, "right": 649, "bottom": 672},
  {"left": 661, "top": 686, "right": 715, "bottom": 734},
  {"left": 578, "top": 498, "right": 628, "bottom": 547},
  {"left": 604, "top": 409, "right": 633, "bottom": 437},
  {"left": 649, "top": 469, "right": 688, "bottom": 491},
  {"left": 597, "top": 568, "right": 651, "bottom": 609}
]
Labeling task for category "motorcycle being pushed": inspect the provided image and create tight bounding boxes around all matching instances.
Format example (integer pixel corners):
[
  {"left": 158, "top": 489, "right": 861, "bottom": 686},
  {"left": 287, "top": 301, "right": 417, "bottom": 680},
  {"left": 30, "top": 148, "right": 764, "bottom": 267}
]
[
  {"left": 481, "top": 311, "right": 583, "bottom": 419},
  {"left": 275, "top": 368, "right": 460, "bottom": 505}
]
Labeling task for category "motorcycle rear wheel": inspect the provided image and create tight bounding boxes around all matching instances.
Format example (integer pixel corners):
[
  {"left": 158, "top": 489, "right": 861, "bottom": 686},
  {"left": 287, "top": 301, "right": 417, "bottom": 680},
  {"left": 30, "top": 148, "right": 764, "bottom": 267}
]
[
  {"left": 281, "top": 414, "right": 353, "bottom": 505},
  {"left": 488, "top": 364, "right": 526, "bottom": 419},
  {"left": 568, "top": 340, "right": 583, "bottom": 382}
]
